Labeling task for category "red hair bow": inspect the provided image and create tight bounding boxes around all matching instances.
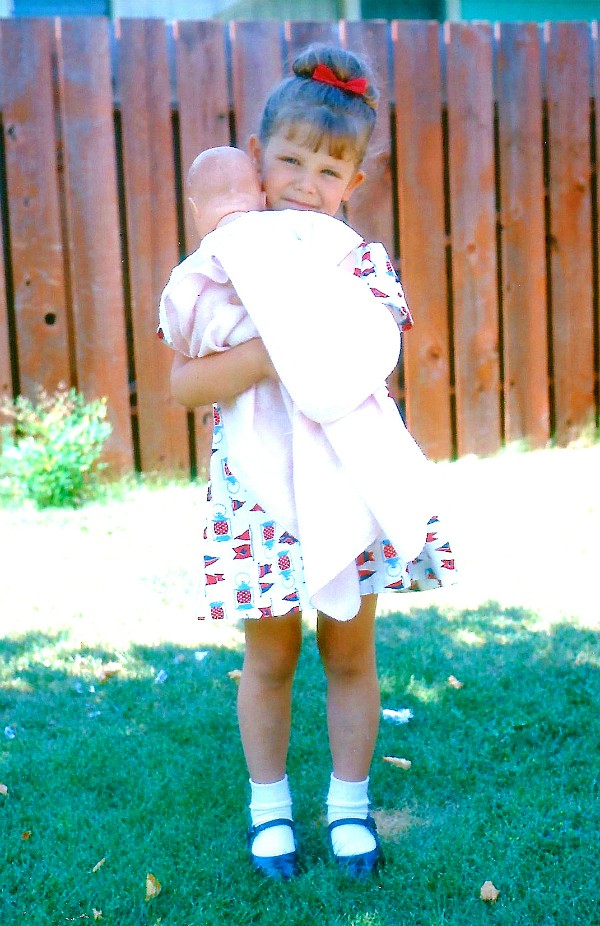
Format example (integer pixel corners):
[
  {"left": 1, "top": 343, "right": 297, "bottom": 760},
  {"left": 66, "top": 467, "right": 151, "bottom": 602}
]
[{"left": 311, "top": 63, "right": 367, "bottom": 96}]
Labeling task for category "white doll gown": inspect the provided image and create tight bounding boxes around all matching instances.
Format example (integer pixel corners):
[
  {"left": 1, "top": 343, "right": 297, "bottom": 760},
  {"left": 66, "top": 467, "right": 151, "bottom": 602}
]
[{"left": 195, "top": 240, "right": 457, "bottom": 621}]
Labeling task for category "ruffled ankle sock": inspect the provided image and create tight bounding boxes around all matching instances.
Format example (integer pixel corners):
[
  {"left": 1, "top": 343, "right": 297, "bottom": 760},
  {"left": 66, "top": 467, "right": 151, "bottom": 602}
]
[
  {"left": 249, "top": 775, "right": 295, "bottom": 858},
  {"left": 327, "top": 774, "right": 376, "bottom": 857}
]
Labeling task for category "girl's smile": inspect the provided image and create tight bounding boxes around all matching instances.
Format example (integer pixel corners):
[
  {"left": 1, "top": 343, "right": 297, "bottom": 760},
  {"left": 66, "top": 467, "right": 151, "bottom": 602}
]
[{"left": 249, "top": 131, "right": 364, "bottom": 217}]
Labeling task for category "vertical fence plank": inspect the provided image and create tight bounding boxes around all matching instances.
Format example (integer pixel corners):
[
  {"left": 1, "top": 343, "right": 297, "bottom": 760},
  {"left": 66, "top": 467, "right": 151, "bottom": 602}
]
[
  {"left": 446, "top": 22, "right": 501, "bottom": 457},
  {"left": 342, "top": 20, "right": 395, "bottom": 257},
  {"left": 0, "top": 21, "right": 11, "bottom": 407},
  {"left": 174, "top": 19, "right": 230, "bottom": 251},
  {"left": 497, "top": 23, "right": 550, "bottom": 447},
  {"left": 230, "top": 20, "right": 284, "bottom": 152},
  {"left": 594, "top": 21, "right": 600, "bottom": 429},
  {"left": 342, "top": 21, "right": 404, "bottom": 406},
  {"left": 285, "top": 21, "right": 341, "bottom": 62},
  {"left": 56, "top": 17, "right": 133, "bottom": 470},
  {"left": 173, "top": 20, "right": 230, "bottom": 476},
  {"left": 116, "top": 18, "right": 189, "bottom": 474},
  {"left": 546, "top": 22, "right": 595, "bottom": 443},
  {"left": 393, "top": 20, "right": 453, "bottom": 460},
  {"left": 0, "top": 187, "right": 10, "bottom": 405},
  {"left": 0, "top": 18, "right": 71, "bottom": 399}
]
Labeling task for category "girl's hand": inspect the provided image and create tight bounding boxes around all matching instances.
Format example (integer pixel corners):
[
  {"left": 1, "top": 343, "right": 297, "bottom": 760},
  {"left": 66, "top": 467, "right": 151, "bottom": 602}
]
[{"left": 170, "top": 338, "right": 278, "bottom": 409}]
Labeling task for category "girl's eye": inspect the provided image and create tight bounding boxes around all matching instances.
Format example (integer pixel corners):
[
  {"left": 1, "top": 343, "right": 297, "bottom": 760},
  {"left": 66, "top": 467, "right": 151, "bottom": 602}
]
[
  {"left": 322, "top": 168, "right": 341, "bottom": 178},
  {"left": 280, "top": 156, "right": 299, "bottom": 165}
]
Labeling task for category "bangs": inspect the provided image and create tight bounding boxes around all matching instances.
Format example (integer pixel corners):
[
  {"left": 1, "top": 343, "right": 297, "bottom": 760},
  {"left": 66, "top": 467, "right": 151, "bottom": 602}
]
[{"left": 279, "top": 108, "right": 366, "bottom": 163}]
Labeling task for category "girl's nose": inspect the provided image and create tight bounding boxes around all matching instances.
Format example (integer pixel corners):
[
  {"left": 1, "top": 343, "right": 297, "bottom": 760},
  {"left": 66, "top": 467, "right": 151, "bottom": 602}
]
[{"left": 294, "top": 169, "right": 316, "bottom": 193}]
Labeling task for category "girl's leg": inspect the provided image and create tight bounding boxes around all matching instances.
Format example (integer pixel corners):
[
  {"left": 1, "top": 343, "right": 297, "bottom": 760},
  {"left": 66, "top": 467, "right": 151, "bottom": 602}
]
[
  {"left": 317, "top": 594, "right": 382, "bottom": 864},
  {"left": 237, "top": 611, "right": 302, "bottom": 783},
  {"left": 237, "top": 612, "right": 302, "bottom": 869},
  {"left": 316, "top": 593, "right": 380, "bottom": 781}
]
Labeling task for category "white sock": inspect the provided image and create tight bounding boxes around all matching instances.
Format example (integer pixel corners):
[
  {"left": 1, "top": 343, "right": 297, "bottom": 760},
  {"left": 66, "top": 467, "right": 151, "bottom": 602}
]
[
  {"left": 249, "top": 776, "right": 295, "bottom": 858},
  {"left": 327, "top": 774, "right": 376, "bottom": 857}
]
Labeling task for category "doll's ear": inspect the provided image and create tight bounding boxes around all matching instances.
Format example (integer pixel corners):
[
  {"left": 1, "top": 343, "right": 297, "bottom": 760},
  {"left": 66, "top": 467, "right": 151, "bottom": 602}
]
[{"left": 188, "top": 196, "right": 201, "bottom": 230}]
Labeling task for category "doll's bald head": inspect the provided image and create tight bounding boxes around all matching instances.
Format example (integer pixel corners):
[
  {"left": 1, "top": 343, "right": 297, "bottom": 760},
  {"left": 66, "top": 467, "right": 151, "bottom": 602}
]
[{"left": 187, "top": 146, "right": 265, "bottom": 240}]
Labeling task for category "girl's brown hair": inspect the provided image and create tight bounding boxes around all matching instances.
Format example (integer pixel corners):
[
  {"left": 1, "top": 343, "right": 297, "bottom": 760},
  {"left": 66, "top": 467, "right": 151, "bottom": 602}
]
[{"left": 257, "top": 44, "right": 379, "bottom": 167}]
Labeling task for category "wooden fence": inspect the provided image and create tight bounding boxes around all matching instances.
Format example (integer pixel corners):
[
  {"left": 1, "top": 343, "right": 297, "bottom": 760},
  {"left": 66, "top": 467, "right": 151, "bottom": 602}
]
[{"left": 0, "top": 17, "right": 598, "bottom": 475}]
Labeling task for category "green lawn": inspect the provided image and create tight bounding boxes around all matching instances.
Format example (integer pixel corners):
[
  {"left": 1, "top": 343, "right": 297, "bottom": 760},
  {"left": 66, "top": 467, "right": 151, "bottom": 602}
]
[{"left": 1, "top": 445, "right": 599, "bottom": 924}]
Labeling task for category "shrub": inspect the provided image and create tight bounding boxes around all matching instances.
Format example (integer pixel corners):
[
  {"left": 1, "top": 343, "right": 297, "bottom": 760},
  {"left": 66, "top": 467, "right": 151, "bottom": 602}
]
[{"left": 0, "top": 385, "right": 112, "bottom": 509}]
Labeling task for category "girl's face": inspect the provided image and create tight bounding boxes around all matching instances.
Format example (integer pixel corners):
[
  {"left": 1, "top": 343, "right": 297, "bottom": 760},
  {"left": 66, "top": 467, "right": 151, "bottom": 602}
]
[{"left": 249, "top": 130, "right": 364, "bottom": 216}]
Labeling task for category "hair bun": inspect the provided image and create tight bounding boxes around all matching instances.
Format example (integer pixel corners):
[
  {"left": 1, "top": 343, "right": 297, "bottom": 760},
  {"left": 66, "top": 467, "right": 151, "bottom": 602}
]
[{"left": 292, "top": 43, "right": 379, "bottom": 111}]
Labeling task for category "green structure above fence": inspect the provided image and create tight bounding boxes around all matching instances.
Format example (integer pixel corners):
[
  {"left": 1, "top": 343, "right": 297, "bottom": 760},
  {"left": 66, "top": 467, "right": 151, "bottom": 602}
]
[{"left": 2, "top": 1, "right": 599, "bottom": 20}]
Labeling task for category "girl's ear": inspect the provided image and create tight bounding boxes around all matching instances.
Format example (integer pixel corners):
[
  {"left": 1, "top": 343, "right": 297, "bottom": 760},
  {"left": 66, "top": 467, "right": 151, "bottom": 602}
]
[
  {"left": 341, "top": 170, "right": 365, "bottom": 203},
  {"left": 248, "top": 135, "right": 263, "bottom": 173}
]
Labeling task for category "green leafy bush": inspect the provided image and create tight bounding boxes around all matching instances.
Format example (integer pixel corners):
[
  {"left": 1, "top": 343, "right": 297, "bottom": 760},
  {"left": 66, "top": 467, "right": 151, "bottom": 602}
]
[{"left": 0, "top": 385, "right": 112, "bottom": 509}]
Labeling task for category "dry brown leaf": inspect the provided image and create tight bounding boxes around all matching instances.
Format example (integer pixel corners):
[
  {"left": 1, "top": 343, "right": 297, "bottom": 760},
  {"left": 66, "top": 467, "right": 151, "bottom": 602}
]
[
  {"left": 145, "top": 872, "right": 162, "bottom": 901},
  {"left": 0, "top": 783, "right": 8, "bottom": 796},
  {"left": 480, "top": 880, "right": 500, "bottom": 902},
  {"left": 92, "top": 857, "right": 106, "bottom": 873},
  {"left": 227, "top": 669, "right": 242, "bottom": 683},
  {"left": 98, "top": 662, "right": 122, "bottom": 683},
  {"left": 382, "top": 755, "right": 412, "bottom": 770},
  {"left": 92, "top": 910, "right": 103, "bottom": 921},
  {"left": 448, "top": 675, "right": 464, "bottom": 689},
  {"left": 21, "top": 830, "right": 32, "bottom": 841}
]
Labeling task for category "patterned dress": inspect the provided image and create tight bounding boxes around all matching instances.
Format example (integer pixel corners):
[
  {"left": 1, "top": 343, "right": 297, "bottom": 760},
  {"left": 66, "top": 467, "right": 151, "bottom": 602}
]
[{"left": 198, "top": 241, "right": 457, "bottom": 622}]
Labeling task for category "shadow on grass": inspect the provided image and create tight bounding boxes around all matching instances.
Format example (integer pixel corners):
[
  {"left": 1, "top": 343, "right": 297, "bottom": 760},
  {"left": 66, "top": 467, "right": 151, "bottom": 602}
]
[{"left": 0, "top": 602, "right": 599, "bottom": 926}]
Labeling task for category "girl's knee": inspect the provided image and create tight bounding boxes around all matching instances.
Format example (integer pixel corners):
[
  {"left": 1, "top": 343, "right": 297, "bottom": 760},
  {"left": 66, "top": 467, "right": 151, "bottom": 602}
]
[
  {"left": 319, "top": 641, "right": 375, "bottom": 681},
  {"left": 243, "top": 615, "right": 302, "bottom": 685},
  {"left": 317, "top": 599, "right": 377, "bottom": 680},
  {"left": 317, "top": 628, "right": 376, "bottom": 680}
]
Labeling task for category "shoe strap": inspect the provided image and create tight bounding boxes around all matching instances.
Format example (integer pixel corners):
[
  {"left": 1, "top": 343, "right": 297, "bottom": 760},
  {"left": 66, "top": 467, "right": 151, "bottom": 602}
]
[
  {"left": 328, "top": 815, "right": 377, "bottom": 834},
  {"left": 249, "top": 817, "right": 295, "bottom": 839}
]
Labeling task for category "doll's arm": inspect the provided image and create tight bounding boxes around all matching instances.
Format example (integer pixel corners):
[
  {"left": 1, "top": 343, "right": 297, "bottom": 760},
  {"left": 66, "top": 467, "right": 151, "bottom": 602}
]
[{"left": 170, "top": 338, "right": 277, "bottom": 409}]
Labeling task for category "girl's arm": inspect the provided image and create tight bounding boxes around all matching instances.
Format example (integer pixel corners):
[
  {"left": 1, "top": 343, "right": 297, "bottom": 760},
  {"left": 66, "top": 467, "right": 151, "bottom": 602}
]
[{"left": 170, "top": 337, "right": 277, "bottom": 408}]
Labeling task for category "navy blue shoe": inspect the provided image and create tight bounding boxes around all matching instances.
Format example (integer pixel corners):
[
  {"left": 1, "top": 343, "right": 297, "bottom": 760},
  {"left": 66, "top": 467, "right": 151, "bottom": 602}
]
[
  {"left": 328, "top": 815, "right": 384, "bottom": 880},
  {"left": 247, "top": 818, "right": 298, "bottom": 881}
]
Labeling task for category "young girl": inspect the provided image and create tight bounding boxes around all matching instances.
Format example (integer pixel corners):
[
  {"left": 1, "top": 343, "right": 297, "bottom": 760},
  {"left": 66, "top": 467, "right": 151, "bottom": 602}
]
[{"left": 168, "top": 44, "right": 456, "bottom": 881}]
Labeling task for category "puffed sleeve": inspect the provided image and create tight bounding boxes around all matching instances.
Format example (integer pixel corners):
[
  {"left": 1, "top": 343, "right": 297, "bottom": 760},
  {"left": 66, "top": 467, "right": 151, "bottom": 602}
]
[{"left": 353, "top": 241, "right": 414, "bottom": 333}]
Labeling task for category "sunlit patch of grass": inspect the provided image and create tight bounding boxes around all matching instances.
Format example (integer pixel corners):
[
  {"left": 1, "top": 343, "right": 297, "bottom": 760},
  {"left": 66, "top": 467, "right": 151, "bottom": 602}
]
[
  {"left": 452, "top": 628, "right": 486, "bottom": 647},
  {"left": 372, "top": 807, "right": 424, "bottom": 842},
  {"left": 406, "top": 675, "right": 444, "bottom": 704}
]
